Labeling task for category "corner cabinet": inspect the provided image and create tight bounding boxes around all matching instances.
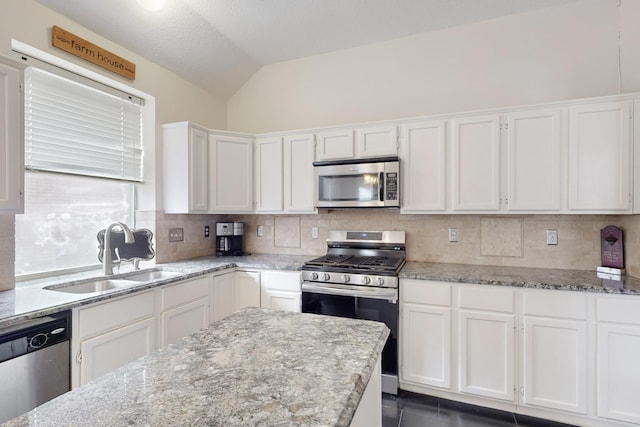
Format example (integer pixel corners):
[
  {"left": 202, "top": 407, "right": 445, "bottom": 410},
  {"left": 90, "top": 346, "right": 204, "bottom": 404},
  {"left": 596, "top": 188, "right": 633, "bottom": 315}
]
[
  {"left": 0, "top": 56, "right": 25, "bottom": 213},
  {"left": 209, "top": 132, "right": 254, "bottom": 213},
  {"left": 162, "top": 122, "right": 209, "bottom": 213}
]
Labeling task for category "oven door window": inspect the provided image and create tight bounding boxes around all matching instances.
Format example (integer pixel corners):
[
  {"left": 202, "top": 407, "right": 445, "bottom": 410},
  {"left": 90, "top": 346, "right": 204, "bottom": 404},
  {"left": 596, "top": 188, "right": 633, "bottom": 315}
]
[
  {"left": 318, "top": 173, "right": 380, "bottom": 202},
  {"left": 302, "top": 292, "right": 398, "bottom": 376}
]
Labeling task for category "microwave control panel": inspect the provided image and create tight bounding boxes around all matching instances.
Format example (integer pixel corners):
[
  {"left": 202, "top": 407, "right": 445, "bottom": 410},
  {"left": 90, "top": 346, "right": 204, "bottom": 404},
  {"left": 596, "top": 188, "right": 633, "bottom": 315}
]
[{"left": 385, "top": 172, "right": 398, "bottom": 201}]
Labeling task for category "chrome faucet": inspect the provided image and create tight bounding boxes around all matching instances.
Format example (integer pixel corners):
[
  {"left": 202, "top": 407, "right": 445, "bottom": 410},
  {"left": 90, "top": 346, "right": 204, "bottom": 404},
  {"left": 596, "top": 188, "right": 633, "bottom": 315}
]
[{"left": 103, "top": 222, "right": 135, "bottom": 275}]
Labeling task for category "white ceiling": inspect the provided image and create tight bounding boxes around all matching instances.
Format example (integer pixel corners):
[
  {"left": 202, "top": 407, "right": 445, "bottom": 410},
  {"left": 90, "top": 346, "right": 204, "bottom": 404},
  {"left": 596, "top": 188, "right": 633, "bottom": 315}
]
[{"left": 36, "top": 0, "right": 580, "bottom": 99}]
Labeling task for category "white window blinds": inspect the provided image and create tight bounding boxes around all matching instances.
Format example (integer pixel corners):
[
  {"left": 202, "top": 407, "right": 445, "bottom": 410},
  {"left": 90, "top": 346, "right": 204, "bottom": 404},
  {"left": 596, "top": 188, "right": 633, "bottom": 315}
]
[{"left": 24, "top": 67, "right": 143, "bottom": 182}]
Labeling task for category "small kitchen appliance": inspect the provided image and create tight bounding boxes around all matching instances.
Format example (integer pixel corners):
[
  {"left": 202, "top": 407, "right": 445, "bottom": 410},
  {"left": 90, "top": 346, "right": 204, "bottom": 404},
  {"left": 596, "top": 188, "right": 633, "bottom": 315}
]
[
  {"left": 301, "top": 230, "right": 405, "bottom": 394},
  {"left": 216, "top": 222, "right": 244, "bottom": 256},
  {"left": 313, "top": 157, "right": 400, "bottom": 208}
]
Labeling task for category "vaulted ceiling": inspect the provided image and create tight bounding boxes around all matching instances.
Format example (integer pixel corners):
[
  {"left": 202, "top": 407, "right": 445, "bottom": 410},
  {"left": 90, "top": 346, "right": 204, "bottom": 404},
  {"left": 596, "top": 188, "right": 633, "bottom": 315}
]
[{"left": 36, "top": 0, "right": 580, "bottom": 98}]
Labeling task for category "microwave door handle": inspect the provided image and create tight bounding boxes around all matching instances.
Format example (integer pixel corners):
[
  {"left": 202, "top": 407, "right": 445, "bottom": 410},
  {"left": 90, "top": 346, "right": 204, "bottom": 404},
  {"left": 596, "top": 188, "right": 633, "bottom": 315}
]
[{"left": 379, "top": 172, "right": 384, "bottom": 202}]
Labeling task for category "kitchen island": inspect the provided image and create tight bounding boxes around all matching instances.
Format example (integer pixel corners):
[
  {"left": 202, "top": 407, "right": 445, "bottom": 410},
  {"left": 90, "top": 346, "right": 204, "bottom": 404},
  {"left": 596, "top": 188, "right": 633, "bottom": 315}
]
[{"left": 3, "top": 307, "right": 388, "bottom": 427}]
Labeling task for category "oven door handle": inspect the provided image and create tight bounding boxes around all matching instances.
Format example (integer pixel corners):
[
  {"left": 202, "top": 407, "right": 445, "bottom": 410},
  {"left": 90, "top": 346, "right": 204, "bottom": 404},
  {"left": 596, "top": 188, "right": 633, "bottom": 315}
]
[{"left": 302, "top": 282, "right": 397, "bottom": 303}]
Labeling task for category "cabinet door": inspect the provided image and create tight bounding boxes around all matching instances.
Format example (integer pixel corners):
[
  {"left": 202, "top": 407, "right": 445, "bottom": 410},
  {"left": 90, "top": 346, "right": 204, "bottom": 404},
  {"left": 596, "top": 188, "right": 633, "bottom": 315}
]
[
  {"left": 261, "top": 289, "right": 301, "bottom": 312},
  {"left": 209, "top": 133, "right": 253, "bottom": 212},
  {"left": 283, "top": 133, "right": 316, "bottom": 213},
  {"left": 255, "top": 136, "right": 283, "bottom": 212},
  {"left": 235, "top": 271, "right": 261, "bottom": 311},
  {"left": 451, "top": 115, "right": 501, "bottom": 211},
  {"left": 315, "top": 129, "right": 354, "bottom": 161},
  {"left": 568, "top": 101, "right": 632, "bottom": 212},
  {"left": 211, "top": 272, "right": 235, "bottom": 322},
  {"left": 506, "top": 109, "right": 562, "bottom": 211},
  {"left": 160, "top": 297, "right": 209, "bottom": 346},
  {"left": 597, "top": 323, "right": 640, "bottom": 424},
  {"left": 78, "top": 317, "right": 155, "bottom": 386},
  {"left": 355, "top": 125, "right": 398, "bottom": 158},
  {"left": 401, "top": 302, "right": 451, "bottom": 389},
  {"left": 400, "top": 120, "right": 446, "bottom": 212},
  {"left": 522, "top": 317, "right": 587, "bottom": 414},
  {"left": 188, "top": 127, "right": 209, "bottom": 212},
  {"left": 459, "top": 310, "right": 515, "bottom": 401},
  {"left": 0, "top": 58, "right": 24, "bottom": 213}
]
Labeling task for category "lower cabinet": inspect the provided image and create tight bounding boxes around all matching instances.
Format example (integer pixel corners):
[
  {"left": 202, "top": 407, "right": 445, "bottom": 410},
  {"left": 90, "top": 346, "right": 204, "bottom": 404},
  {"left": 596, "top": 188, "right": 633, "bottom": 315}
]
[
  {"left": 235, "top": 270, "right": 261, "bottom": 310},
  {"left": 159, "top": 275, "right": 210, "bottom": 346},
  {"left": 400, "top": 279, "right": 640, "bottom": 427},
  {"left": 211, "top": 271, "right": 235, "bottom": 322},
  {"left": 71, "top": 290, "right": 156, "bottom": 388},
  {"left": 596, "top": 296, "right": 640, "bottom": 425},
  {"left": 260, "top": 270, "right": 301, "bottom": 312}
]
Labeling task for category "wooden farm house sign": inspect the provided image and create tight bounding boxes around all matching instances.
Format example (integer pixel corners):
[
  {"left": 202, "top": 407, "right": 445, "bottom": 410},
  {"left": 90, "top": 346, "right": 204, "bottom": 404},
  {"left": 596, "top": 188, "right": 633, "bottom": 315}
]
[{"left": 51, "top": 25, "right": 136, "bottom": 80}]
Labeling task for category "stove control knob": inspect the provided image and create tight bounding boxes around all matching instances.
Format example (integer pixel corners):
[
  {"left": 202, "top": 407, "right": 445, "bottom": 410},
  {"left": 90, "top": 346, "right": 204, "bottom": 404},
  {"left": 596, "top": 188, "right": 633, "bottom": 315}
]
[
  {"left": 310, "top": 272, "right": 319, "bottom": 281},
  {"left": 374, "top": 277, "right": 385, "bottom": 286},
  {"left": 341, "top": 274, "right": 350, "bottom": 283},
  {"left": 321, "top": 273, "right": 330, "bottom": 281},
  {"left": 361, "top": 276, "right": 371, "bottom": 285}
]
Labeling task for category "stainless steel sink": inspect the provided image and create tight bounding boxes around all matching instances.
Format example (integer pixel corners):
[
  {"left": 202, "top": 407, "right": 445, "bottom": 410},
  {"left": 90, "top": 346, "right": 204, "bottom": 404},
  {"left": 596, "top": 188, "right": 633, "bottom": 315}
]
[
  {"left": 44, "top": 279, "right": 138, "bottom": 294},
  {"left": 122, "top": 270, "right": 182, "bottom": 282}
]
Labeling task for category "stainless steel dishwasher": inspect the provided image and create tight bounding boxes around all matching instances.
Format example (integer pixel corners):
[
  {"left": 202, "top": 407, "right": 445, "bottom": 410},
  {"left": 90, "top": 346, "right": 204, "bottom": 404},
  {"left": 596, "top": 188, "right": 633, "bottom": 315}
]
[{"left": 0, "top": 311, "right": 70, "bottom": 423}]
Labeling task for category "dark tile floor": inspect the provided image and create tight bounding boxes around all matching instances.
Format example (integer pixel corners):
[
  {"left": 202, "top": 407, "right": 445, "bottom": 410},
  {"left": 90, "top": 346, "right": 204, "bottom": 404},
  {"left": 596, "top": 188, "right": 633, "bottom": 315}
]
[{"left": 382, "top": 391, "right": 578, "bottom": 427}]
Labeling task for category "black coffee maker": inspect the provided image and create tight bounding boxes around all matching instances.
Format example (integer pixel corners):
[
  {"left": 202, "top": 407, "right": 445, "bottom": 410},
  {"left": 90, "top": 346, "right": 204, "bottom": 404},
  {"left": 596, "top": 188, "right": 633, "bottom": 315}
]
[{"left": 216, "top": 222, "right": 244, "bottom": 256}]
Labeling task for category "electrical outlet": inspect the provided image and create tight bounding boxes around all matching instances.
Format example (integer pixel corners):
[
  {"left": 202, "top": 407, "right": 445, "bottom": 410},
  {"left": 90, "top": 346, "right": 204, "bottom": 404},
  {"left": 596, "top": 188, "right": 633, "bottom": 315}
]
[
  {"left": 311, "top": 227, "right": 319, "bottom": 239},
  {"left": 169, "top": 228, "right": 184, "bottom": 242},
  {"left": 546, "top": 229, "right": 558, "bottom": 245},
  {"left": 257, "top": 225, "right": 264, "bottom": 237},
  {"left": 204, "top": 225, "right": 210, "bottom": 238},
  {"left": 448, "top": 228, "right": 458, "bottom": 243}
]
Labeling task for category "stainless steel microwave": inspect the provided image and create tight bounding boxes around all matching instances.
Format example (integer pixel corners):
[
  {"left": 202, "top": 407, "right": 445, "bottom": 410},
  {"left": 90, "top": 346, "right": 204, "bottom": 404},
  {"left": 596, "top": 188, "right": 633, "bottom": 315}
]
[{"left": 313, "top": 157, "right": 400, "bottom": 208}]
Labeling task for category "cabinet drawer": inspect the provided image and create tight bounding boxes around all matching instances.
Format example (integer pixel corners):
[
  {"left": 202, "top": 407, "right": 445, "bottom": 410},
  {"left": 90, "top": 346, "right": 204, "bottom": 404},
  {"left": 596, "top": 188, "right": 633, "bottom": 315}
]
[
  {"left": 161, "top": 276, "right": 210, "bottom": 310},
  {"left": 522, "top": 289, "right": 587, "bottom": 319},
  {"left": 401, "top": 280, "right": 451, "bottom": 306},
  {"left": 458, "top": 285, "right": 514, "bottom": 313},
  {"left": 598, "top": 296, "right": 640, "bottom": 324},
  {"left": 78, "top": 291, "right": 155, "bottom": 339},
  {"left": 262, "top": 270, "right": 301, "bottom": 292}
]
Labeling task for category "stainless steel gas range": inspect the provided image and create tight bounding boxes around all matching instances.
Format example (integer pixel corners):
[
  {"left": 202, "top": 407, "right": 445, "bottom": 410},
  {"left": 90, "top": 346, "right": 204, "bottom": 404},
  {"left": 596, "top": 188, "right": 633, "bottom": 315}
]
[{"left": 301, "top": 230, "right": 405, "bottom": 395}]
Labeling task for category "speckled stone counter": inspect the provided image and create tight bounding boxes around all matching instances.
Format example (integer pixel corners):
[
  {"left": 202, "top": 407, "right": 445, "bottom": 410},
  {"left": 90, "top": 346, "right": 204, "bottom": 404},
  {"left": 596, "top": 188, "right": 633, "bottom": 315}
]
[
  {"left": 0, "top": 254, "right": 311, "bottom": 328},
  {"left": 4, "top": 307, "right": 389, "bottom": 427},
  {"left": 401, "top": 261, "right": 640, "bottom": 295}
]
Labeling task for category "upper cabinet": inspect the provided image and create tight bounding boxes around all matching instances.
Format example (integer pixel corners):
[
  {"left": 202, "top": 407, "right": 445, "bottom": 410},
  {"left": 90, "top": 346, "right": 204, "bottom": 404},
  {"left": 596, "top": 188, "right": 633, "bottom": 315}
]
[
  {"left": 283, "top": 133, "right": 316, "bottom": 213},
  {"left": 568, "top": 101, "right": 632, "bottom": 212},
  {"left": 255, "top": 136, "right": 283, "bottom": 213},
  {"left": 316, "top": 124, "right": 398, "bottom": 161},
  {"left": 315, "top": 129, "right": 354, "bottom": 161},
  {"left": 0, "top": 56, "right": 25, "bottom": 213},
  {"left": 208, "top": 132, "right": 254, "bottom": 213},
  {"left": 162, "top": 122, "right": 209, "bottom": 214}
]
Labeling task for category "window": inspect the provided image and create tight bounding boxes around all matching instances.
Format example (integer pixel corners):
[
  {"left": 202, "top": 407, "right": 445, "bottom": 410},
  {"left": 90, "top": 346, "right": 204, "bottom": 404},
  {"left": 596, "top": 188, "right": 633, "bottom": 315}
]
[{"left": 15, "top": 64, "right": 144, "bottom": 278}]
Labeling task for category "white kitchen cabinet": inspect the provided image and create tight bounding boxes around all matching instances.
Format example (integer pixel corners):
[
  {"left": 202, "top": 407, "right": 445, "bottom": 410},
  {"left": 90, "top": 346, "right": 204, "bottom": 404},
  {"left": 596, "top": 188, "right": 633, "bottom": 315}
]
[
  {"left": 568, "top": 101, "right": 632, "bottom": 212},
  {"left": 211, "top": 271, "right": 235, "bottom": 322},
  {"left": 520, "top": 290, "right": 587, "bottom": 414},
  {"left": 596, "top": 296, "right": 640, "bottom": 425},
  {"left": 235, "top": 270, "right": 261, "bottom": 311},
  {"left": 260, "top": 270, "right": 301, "bottom": 312},
  {"left": 399, "top": 120, "right": 447, "bottom": 212},
  {"left": 400, "top": 280, "right": 452, "bottom": 389},
  {"left": 458, "top": 285, "right": 515, "bottom": 402},
  {"left": 158, "top": 276, "right": 210, "bottom": 346},
  {"left": 451, "top": 114, "right": 501, "bottom": 211},
  {"left": 355, "top": 125, "right": 398, "bottom": 158},
  {"left": 315, "top": 129, "right": 354, "bottom": 161},
  {"left": 0, "top": 56, "right": 25, "bottom": 213},
  {"left": 162, "top": 122, "right": 209, "bottom": 213},
  {"left": 209, "top": 132, "right": 254, "bottom": 212},
  {"left": 71, "top": 291, "right": 156, "bottom": 388},
  {"left": 283, "top": 133, "right": 316, "bottom": 213},
  {"left": 255, "top": 136, "right": 283, "bottom": 212},
  {"left": 506, "top": 109, "right": 563, "bottom": 211}
]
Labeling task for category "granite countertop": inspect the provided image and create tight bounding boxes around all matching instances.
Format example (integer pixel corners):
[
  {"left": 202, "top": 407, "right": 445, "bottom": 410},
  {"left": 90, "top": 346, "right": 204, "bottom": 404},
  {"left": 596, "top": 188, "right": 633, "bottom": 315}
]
[
  {"left": 4, "top": 307, "right": 390, "bottom": 427},
  {"left": 401, "top": 261, "right": 640, "bottom": 295}
]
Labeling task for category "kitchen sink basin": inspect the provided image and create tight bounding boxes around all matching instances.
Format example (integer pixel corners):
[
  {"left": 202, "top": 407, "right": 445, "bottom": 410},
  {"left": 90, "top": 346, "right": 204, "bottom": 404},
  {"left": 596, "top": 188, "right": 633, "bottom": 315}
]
[
  {"left": 122, "top": 270, "right": 182, "bottom": 282},
  {"left": 45, "top": 279, "right": 138, "bottom": 294}
]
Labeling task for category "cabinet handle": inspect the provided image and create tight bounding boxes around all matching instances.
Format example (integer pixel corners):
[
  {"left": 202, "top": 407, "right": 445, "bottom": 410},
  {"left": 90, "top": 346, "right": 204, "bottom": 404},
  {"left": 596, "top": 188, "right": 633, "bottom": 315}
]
[{"left": 76, "top": 350, "right": 83, "bottom": 364}]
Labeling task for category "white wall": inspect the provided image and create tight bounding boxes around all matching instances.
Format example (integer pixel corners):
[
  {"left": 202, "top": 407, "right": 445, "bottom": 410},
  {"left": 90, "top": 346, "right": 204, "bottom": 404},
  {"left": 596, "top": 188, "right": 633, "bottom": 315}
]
[{"left": 227, "top": 0, "right": 640, "bottom": 133}]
